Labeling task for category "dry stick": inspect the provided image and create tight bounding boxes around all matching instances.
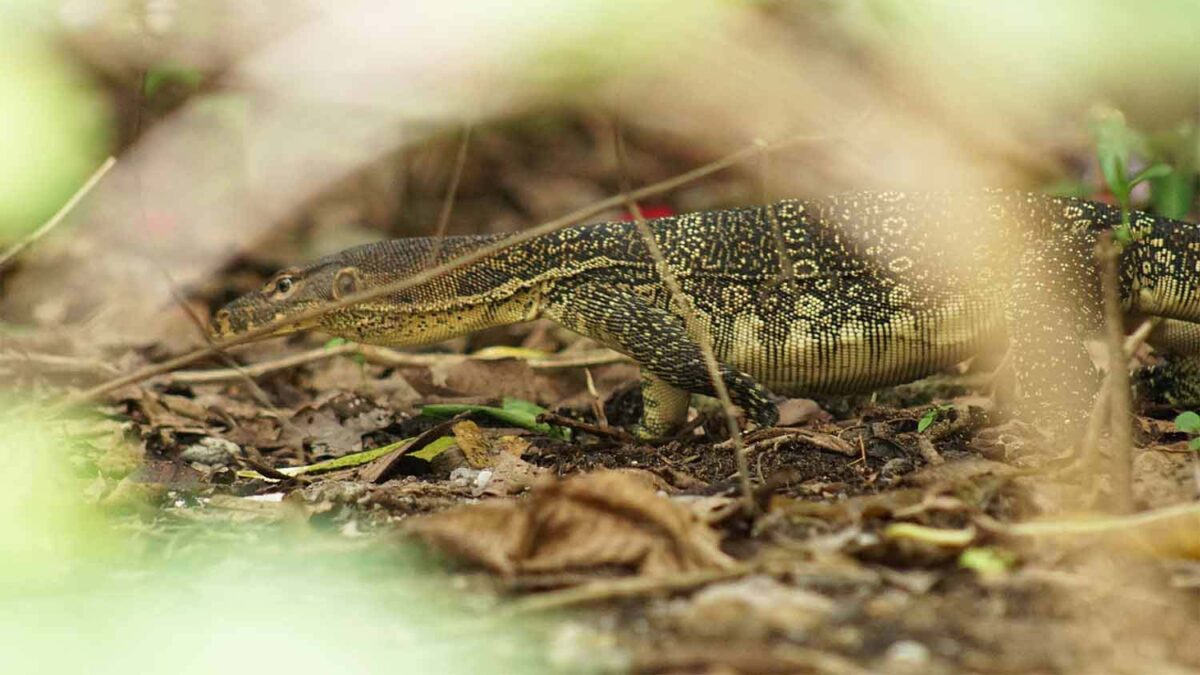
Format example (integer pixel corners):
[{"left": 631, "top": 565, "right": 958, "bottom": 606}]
[
  {"left": 426, "top": 124, "right": 473, "bottom": 265},
  {"left": 0, "top": 352, "right": 120, "bottom": 376},
  {"left": 611, "top": 124, "right": 756, "bottom": 514},
  {"left": 171, "top": 342, "right": 361, "bottom": 383},
  {"left": 1097, "top": 232, "right": 1134, "bottom": 513},
  {"left": 0, "top": 157, "right": 118, "bottom": 269},
  {"left": 758, "top": 145, "right": 795, "bottom": 288},
  {"left": 168, "top": 344, "right": 628, "bottom": 384},
  {"left": 506, "top": 565, "right": 752, "bottom": 613},
  {"left": 1077, "top": 316, "right": 1158, "bottom": 477},
  {"left": 69, "top": 129, "right": 847, "bottom": 405},
  {"left": 536, "top": 410, "right": 634, "bottom": 444}
]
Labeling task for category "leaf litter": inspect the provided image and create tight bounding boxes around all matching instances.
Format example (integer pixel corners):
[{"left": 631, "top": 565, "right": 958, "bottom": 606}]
[{"left": 75, "top": 332, "right": 1200, "bottom": 672}]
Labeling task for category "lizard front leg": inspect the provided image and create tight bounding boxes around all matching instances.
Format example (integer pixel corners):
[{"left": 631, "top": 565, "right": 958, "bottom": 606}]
[
  {"left": 542, "top": 280, "right": 779, "bottom": 438},
  {"left": 1004, "top": 242, "right": 1105, "bottom": 429}
]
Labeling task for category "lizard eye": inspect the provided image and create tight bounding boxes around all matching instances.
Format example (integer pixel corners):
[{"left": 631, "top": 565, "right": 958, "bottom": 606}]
[{"left": 267, "top": 274, "right": 295, "bottom": 297}]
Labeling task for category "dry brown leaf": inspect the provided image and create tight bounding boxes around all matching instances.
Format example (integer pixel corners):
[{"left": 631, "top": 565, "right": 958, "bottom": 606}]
[
  {"left": 407, "top": 470, "right": 737, "bottom": 576},
  {"left": 158, "top": 393, "right": 211, "bottom": 421},
  {"left": 427, "top": 358, "right": 582, "bottom": 406},
  {"left": 279, "top": 392, "right": 393, "bottom": 455},
  {"left": 775, "top": 398, "right": 828, "bottom": 426},
  {"left": 478, "top": 452, "right": 543, "bottom": 497},
  {"left": 452, "top": 420, "right": 494, "bottom": 468},
  {"left": 495, "top": 435, "right": 530, "bottom": 458}
]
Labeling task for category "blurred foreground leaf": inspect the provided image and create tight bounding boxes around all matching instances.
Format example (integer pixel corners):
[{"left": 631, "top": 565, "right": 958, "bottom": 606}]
[{"left": 0, "top": 27, "right": 109, "bottom": 237}]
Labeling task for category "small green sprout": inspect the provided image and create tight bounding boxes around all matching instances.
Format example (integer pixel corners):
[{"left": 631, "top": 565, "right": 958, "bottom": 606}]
[
  {"left": 917, "top": 403, "right": 954, "bottom": 433},
  {"left": 959, "top": 546, "right": 1016, "bottom": 578},
  {"left": 1173, "top": 411, "right": 1200, "bottom": 451},
  {"left": 1091, "top": 107, "right": 1181, "bottom": 244}
]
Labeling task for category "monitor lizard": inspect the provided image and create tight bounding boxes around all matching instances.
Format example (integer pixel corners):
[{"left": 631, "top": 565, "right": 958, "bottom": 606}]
[{"left": 211, "top": 191, "right": 1200, "bottom": 437}]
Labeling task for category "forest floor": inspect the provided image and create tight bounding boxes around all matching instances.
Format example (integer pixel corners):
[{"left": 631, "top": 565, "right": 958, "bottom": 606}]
[{"left": 6, "top": 118, "right": 1200, "bottom": 674}]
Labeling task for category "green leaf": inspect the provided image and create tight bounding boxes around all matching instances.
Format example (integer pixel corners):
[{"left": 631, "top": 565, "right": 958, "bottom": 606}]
[
  {"left": 234, "top": 436, "right": 457, "bottom": 480},
  {"left": 1175, "top": 411, "right": 1200, "bottom": 434},
  {"left": 1128, "top": 163, "right": 1173, "bottom": 187},
  {"left": 500, "top": 397, "right": 548, "bottom": 417},
  {"left": 1150, "top": 171, "right": 1196, "bottom": 220},
  {"left": 1098, "top": 151, "right": 1129, "bottom": 199},
  {"left": 917, "top": 409, "right": 938, "bottom": 433},
  {"left": 1189, "top": 437, "right": 1200, "bottom": 452},
  {"left": 408, "top": 436, "right": 457, "bottom": 461},
  {"left": 324, "top": 337, "right": 349, "bottom": 349},
  {"left": 959, "top": 546, "right": 1016, "bottom": 576},
  {"left": 421, "top": 400, "right": 571, "bottom": 440}
]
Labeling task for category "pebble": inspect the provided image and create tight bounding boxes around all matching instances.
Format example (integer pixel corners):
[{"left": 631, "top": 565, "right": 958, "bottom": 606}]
[
  {"left": 180, "top": 437, "right": 239, "bottom": 466},
  {"left": 882, "top": 639, "right": 931, "bottom": 674}
]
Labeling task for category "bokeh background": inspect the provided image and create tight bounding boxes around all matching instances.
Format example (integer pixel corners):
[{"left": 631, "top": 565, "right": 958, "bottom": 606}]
[{"left": 2, "top": 1, "right": 1198, "bottom": 673}]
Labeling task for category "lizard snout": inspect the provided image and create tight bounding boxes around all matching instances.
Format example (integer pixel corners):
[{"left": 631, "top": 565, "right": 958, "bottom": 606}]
[{"left": 210, "top": 308, "right": 233, "bottom": 340}]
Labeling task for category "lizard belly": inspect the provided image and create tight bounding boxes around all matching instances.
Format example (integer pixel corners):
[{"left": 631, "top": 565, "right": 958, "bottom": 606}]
[{"left": 722, "top": 297, "right": 1006, "bottom": 395}]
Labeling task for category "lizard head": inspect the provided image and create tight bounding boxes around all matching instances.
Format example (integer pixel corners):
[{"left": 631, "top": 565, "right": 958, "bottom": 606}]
[
  {"left": 209, "top": 235, "right": 515, "bottom": 345},
  {"left": 209, "top": 261, "right": 364, "bottom": 341}
]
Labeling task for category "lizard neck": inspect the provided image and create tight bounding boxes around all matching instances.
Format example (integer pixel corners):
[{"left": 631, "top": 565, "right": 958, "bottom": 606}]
[{"left": 1123, "top": 212, "right": 1200, "bottom": 322}]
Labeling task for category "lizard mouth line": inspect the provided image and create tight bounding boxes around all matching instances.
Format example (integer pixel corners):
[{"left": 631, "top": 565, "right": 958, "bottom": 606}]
[{"left": 208, "top": 318, "right": 316, "bottom": 342}]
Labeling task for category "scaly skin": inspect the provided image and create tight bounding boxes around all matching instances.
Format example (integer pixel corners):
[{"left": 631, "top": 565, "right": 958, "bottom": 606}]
[{"left": 212, "top": 191, "right": 1200, "bottom": 437}]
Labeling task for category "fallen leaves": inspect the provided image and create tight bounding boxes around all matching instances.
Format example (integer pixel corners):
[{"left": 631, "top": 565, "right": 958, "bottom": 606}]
[
  {"left": 280, "top": 392, "right": 395, "bottom": 456},
  {"left": 407, "top": 470, "right": 737, "bottom": 576}
]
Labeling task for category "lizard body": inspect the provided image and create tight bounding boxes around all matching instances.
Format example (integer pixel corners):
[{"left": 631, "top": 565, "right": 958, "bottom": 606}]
[{"left": 212, "top": 191, "right": 1200, "bottom": 436}]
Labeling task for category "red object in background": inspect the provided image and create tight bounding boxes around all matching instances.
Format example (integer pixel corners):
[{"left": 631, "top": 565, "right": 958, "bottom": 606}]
[{"left": 620, "top": 204, "right": 676, "bottom": 221}]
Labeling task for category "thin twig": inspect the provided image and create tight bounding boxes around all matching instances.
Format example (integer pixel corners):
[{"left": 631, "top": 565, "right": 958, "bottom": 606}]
[
  {"left": 758, "top": 143, "right": 795, "bottom": 288},
  {"left": 0, "top": 157, "right": 117, "bottom": 269},
  {"left": 1096, "top": 232, "right": 1133, "bottom": 513},
  {"left": 536, "top": 410, "right": 634, "bottom": 444},
  {"left": 68, "top": 128, "right": 849, "bottom": 405},
  {"left": 506, "top": 565, "right": 752, "bottom": 613},
  {"left": 0, "top": 352, "right": 120, "bottom": 376},
  {"left": 612, "top": 123, "right": 756, "bottom": 515},
  {"left": 583, "top": 368, "right": 609, "bottom": 428},
  {"left": 167, "top": 344, "right": 628, "bottom": 384},
  {"left": 426, "top": 124, "right": 472, "bottom": 265}
]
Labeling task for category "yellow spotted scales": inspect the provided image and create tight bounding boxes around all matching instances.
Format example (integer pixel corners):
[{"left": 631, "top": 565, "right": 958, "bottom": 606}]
[{"left": 213, "top": 191, "right": 1200, "bottom": 437}]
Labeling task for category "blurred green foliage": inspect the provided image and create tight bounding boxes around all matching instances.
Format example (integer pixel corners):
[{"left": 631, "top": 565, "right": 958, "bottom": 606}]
[
  {"left": 143, "top": 62, "right": 204, "bottom": 99},
  {"left": 0, "top": 26, "right": 110, "bottom": 239},
  {"left": 0, "top": 405, "right": 572, "bottom": 674}
]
